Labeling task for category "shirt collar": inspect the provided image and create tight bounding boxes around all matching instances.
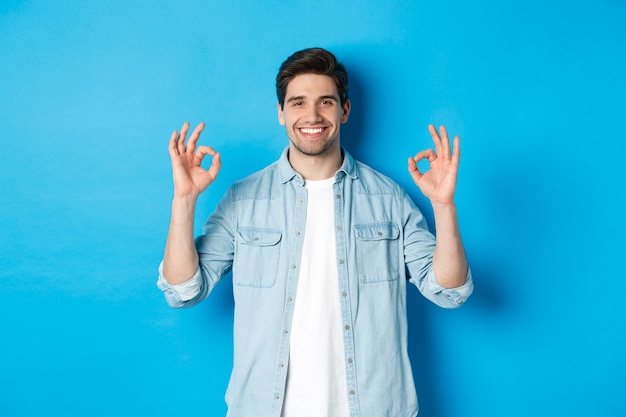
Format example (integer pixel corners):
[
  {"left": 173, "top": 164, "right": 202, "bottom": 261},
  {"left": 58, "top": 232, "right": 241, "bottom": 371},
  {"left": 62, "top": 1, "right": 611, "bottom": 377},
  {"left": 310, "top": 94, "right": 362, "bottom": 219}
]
[{"left": 277, "top": 146, "right": 358, "bottom": 184}]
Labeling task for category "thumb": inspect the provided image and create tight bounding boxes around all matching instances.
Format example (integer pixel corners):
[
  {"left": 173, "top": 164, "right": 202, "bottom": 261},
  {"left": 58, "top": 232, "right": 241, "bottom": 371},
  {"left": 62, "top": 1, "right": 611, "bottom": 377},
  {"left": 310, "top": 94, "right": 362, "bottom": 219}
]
[{"left": 408, "top": 157, "right": 422, "bottom": 183}]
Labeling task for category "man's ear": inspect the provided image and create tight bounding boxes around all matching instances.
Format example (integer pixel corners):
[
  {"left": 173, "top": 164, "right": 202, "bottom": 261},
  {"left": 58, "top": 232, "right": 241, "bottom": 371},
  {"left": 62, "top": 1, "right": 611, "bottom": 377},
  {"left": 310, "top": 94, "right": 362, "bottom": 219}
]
[
  {"left": 341, "top": 99, "right": 351, "bottom": 123},
  {"left": 277, "top": 102, "right": 285, "bottom": 126}
]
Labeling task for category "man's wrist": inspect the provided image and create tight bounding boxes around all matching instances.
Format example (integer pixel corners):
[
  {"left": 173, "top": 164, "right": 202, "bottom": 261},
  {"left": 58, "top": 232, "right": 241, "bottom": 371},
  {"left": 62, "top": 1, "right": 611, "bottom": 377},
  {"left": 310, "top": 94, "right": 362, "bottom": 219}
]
[
  {"left": 431, "top": 200, "right": 457, "bottom": 213},
  {"left": 170, "top": 194, "right": 199, "bottom": 225}
]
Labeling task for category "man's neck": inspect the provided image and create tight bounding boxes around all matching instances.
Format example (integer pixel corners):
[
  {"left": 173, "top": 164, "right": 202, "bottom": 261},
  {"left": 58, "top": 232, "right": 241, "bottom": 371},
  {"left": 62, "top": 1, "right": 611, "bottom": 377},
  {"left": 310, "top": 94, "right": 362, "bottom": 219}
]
[{"left": 288, "top": 146, "right": 343, "bottom": 180}]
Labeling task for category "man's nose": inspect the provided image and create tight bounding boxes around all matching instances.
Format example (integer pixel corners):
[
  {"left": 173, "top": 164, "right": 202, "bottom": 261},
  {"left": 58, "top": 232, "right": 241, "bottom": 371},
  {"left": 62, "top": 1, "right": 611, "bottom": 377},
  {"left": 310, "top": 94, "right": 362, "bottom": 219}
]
[{"left": 304, "top": 105, "right": 322, "bottom": 122}]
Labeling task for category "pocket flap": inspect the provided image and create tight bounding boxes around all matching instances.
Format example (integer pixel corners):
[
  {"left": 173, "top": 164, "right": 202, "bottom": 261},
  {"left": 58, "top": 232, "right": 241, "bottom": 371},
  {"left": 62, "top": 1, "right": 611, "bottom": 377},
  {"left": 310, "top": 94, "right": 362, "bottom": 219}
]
[
  {"left": 236, "top": 227, "right": 282, "bottom": 246},
  {"left": 354, "top": 222, "right": 400, "bottom": 241}
]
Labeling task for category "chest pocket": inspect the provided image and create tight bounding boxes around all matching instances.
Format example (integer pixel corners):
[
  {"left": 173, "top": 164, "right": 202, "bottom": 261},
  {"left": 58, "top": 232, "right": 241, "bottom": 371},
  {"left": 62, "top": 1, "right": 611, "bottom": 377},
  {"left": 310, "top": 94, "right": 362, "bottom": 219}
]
[
  {"left": 354, "top": 222, "right": 400, "bottom": 283},
  {"left": 233, "top": 227, "right": 282, "bottom": 287}
]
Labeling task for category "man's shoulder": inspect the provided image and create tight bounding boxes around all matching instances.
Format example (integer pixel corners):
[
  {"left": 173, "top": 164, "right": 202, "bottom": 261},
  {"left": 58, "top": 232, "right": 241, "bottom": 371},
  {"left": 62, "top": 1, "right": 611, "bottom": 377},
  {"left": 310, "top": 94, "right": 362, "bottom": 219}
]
[
  {"left": 228, "top": 160, "right": 282, "bottom": 200},
  {"left": 353, "top": 160, "right": 404, "bottom": 197},
  {"left": 235, "top": 160, "right": 279, "bottom": 184}
]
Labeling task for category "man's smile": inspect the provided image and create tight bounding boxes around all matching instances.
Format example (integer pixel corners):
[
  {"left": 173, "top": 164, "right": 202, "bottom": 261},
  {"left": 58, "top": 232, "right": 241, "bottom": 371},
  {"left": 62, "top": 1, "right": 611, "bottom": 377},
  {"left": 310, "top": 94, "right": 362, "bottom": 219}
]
[{"left": 298, "top": 127, "right": 327, "bottom": 137}]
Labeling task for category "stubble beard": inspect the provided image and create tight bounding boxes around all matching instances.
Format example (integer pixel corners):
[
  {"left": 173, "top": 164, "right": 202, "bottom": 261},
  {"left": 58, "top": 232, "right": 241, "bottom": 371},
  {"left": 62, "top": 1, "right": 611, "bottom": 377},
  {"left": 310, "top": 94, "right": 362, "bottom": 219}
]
[{"left": 288, "top": 130, "right": 339, "bottom": 157}]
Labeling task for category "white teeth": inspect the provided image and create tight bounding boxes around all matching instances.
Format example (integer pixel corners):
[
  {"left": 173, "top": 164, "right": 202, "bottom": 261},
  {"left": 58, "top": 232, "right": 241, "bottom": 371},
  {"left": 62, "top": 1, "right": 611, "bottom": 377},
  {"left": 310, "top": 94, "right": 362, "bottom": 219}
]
[{"left": 300, "top": 128, "right": 323, "bottom": 134}]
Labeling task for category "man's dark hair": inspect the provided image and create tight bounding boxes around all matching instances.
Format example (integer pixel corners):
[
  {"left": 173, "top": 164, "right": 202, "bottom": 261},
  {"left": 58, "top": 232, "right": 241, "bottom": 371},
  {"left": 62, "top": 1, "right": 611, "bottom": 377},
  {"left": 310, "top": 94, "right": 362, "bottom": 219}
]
[{"left": 276, "top": 47, "right": 349, "bottom": 109}]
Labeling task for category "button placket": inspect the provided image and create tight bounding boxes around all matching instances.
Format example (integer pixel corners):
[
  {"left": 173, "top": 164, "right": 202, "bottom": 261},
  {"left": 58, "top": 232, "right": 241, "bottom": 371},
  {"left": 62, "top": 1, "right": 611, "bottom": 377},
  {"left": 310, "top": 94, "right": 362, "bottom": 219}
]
[
  {"left": 333, "top": 179, "right": 360, "bottom": 411},
  {"left": 272, "top": 186, "right": 307, "bottom": 416}
]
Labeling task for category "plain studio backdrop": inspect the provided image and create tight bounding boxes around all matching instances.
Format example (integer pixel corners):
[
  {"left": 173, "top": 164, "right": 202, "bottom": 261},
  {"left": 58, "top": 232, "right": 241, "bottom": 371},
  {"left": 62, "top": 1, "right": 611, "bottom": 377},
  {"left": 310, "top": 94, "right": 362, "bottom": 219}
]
[{"left": 1, "top": 1, "right": 624, "bottom": 416}]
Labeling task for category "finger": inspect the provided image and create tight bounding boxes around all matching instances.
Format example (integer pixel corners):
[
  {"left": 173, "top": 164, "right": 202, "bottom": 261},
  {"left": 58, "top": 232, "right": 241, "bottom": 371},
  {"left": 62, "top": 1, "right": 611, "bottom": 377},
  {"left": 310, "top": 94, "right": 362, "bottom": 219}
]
[
  {"left": 451, "top": 135, "right": 460, "bottom": 165},
  {"left": 195, "top": 148, "right": 221, "bottom": 183},
  {"left": 194, "top": 145, "right": 217, "bottom": 162},
  {"left": 413, "top": 148, "right": 436, "bottom": 163},
  {"left": 178, "top": 122, "right": 190, "bottom": 154},
  {"left": 186, "top": 122, "right": 206, "bottom": 154},
  {"left": 435, "top": 124, "right": 451, "bottom": 159},
  {"left": 428, "top": 124, "right": 443, "bottom": 157},
  {"left": 207, "top": 152, "right": 222, "bottom": 183},
  {"left": 407, "top": 157, "right": 422, "bottom": 183},
  {"left": 168, "top": 130, "right": 179, "bottom": 157}
]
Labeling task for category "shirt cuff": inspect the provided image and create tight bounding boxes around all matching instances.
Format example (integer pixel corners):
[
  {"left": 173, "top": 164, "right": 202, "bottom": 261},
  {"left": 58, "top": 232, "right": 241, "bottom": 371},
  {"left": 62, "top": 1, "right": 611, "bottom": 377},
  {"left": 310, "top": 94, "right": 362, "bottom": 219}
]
[
  {"left": 157, "top": 261, "right": 203, "bottom": 302},
  {"left": 426, "top": 267, "right": 474, "bottom": 307}
]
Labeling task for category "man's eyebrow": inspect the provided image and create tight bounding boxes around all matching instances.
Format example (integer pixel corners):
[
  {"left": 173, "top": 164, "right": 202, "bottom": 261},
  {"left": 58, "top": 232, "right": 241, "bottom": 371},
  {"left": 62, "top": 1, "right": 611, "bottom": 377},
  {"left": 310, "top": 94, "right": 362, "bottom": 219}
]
[
  {"left": 286, "top": 94, "right": 339, "bottom": 103},
  {"left": 286, "top": 95, "right": 306, "bottom": 103}
]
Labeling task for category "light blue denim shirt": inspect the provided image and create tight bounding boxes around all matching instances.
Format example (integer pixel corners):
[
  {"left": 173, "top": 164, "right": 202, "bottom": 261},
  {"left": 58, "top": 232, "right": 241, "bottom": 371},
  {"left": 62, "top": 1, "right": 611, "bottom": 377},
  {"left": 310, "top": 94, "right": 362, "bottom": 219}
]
[{"left": 157, "top": 148, "right": 473, "bottom": 417}]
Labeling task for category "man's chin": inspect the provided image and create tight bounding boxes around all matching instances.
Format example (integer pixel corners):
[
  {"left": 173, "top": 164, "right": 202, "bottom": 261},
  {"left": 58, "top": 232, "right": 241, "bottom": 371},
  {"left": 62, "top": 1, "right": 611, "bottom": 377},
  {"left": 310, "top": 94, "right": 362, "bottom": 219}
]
[
  {"left": 290, "top": 137, "right": 338, "bottom": 157},
  {"left": 293, "top": 144, "right": 333, "bottom": 157}
]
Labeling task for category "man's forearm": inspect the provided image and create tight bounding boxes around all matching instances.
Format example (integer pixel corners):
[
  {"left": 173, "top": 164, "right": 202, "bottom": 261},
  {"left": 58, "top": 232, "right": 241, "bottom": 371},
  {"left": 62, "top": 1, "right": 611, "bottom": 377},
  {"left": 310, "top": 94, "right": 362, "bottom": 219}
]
[
  {"left": 431, "top": 202, "right": 468, "bottom": 288},
  {"left": 162, "top": 195, "right": 200, "bottom": 284}
]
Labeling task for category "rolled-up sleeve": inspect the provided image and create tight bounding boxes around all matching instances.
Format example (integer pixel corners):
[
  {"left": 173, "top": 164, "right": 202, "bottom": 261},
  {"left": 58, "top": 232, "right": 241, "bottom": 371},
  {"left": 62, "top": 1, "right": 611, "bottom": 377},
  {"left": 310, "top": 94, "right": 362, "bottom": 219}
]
[
  {"left": 156, "top": 262, "right": 204, "bottom": 308},
  {"left": 402, "top": 191, "right": 474, "bottom": 309},
  {"left": 423, "top": 267, "right": 474, "bottom": 308},
  {"left": 156, "top": 186, "right": 236, "bottom": 308}
]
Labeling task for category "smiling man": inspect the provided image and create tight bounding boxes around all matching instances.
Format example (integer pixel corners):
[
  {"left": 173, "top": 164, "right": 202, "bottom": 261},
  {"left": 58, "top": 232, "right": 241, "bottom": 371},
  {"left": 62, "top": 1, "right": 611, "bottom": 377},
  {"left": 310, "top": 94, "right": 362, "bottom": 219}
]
[
  {"left": 278, "top": 72, "right": 349, "bottom": 166},
  {"left": 158, "top": 47, "right": 473, "bottom": 417}
]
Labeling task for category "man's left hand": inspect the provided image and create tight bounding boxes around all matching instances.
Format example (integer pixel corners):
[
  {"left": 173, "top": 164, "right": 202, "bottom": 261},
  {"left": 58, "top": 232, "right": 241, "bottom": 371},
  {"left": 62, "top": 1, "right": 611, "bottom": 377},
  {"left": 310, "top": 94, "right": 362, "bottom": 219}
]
[{"left": 408, "top": 124, "right": 460, "bottom": 205}]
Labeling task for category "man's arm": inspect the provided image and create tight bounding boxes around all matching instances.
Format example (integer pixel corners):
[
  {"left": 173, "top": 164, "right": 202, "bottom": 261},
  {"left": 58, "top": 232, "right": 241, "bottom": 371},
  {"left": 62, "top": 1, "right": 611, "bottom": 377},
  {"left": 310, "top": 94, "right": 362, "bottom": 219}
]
[
  {"left": 408, "top": 124, "right": 468, "bottom": 288},
  {"left": 162, "top": 121, "right": 221, "bottom": 284}
]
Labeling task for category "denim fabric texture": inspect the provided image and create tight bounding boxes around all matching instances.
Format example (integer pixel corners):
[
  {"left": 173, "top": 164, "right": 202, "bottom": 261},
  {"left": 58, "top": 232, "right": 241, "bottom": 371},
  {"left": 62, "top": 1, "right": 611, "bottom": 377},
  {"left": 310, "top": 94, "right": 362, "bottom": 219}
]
[{"left": 157, "top": 147, "right": 473, "bottom": 417}]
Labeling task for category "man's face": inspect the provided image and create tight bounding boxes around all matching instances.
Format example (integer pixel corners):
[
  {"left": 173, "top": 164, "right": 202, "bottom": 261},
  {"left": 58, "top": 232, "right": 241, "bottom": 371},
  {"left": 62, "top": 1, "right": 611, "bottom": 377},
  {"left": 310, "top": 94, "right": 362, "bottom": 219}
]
[{"left": 278, "top": 73, "right": 350, "bottom": 158}]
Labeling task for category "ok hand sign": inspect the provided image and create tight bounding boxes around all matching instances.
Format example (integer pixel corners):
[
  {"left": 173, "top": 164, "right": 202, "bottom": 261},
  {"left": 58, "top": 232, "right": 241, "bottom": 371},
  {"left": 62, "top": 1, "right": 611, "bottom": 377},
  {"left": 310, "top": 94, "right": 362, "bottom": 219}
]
[
  {"left": 408, "top": 125, "right": 460, "bottom": 206},
  {"left": 168, "top": 122, "right": 221, "bottom": 198}
]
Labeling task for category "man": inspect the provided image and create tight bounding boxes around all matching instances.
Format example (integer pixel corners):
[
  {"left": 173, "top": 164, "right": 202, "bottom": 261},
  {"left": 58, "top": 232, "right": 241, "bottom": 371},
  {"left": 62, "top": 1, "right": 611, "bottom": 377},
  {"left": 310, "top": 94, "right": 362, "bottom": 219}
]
[{"left": 158, "top": 47, "right": 473, "bottom": 417}]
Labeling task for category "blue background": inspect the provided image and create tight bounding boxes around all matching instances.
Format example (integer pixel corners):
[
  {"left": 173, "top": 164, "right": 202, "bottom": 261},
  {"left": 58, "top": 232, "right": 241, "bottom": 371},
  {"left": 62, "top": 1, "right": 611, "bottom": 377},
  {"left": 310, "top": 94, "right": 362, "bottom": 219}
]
[{"left": 1, "top": 0, "right": 625, "bottom": 416}]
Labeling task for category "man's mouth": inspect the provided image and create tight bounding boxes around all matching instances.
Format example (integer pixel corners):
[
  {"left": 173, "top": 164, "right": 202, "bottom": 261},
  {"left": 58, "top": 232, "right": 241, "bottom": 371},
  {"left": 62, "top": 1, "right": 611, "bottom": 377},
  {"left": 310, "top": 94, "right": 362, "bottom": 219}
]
[{"left": 298, "top": 127, "right": 326, "bottom": 136}]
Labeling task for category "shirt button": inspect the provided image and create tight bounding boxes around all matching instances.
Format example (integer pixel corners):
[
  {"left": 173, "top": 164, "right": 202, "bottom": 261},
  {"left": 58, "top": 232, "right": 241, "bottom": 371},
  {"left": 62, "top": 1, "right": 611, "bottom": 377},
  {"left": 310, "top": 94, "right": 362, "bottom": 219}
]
[
  {"left": 344, "top": 324, "right": 350, "bottom": 330},
  {"left": 349, "top": 389, "right": 355, "bottom": 395},
  {"left": 347, "top": 358, "right": 353, "bottom": 364},
  {"left": 339, "top": 259, "right": 344, "bottom": 265},
  {"left": 291, "top": 264, "right": 296, "bottom": 269},
  {"left": 377, "top": 231, "right": 383, "bottom": 236},
  {"left": 275, "top": 395, "right": 280, "bottom": 400},
  {"left": 336, "top": 194, "right": 341, "bottom": 199},
  {"left": 296, "top": 231, "right": 301, "bottom": 236},
  {"left": 342, "top": 292, "right": 347, "bottom": 297},
  {"left": 288, "top": 297, "right": 293, "bottom": 302},
  {"left": 279, "top": 363, "right": 285, "bottom": 368},
  {"left": 336, "top": 226, "right": 342, "bottom": 231},
  {"left": 283, "top": 329, "right": 289, "bottom": 334}
]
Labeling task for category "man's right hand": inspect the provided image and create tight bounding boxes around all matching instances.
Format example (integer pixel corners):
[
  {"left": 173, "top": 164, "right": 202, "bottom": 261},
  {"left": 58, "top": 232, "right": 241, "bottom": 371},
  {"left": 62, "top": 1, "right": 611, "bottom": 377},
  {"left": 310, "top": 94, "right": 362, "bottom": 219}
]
[{"left": 169, "top": 121, "right": 221, "bottom": 197}]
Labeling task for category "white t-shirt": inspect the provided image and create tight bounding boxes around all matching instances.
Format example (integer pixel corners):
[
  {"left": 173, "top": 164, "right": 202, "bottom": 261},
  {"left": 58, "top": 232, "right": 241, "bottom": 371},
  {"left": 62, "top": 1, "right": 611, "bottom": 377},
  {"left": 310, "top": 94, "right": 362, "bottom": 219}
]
[{"left": 281, "top": 177, "right": 349, "bottom": 417}]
